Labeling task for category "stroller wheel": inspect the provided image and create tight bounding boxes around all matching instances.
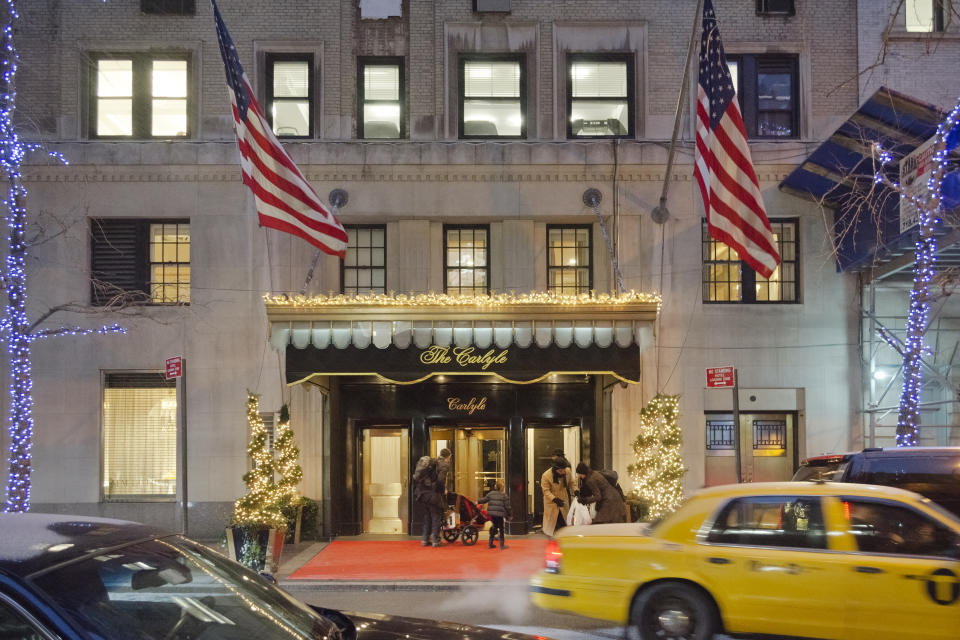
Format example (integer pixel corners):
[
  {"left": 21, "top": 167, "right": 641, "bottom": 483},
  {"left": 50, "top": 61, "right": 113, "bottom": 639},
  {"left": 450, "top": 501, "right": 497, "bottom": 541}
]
[
  {"left": 442, "top": 529, "right": 459, "bottom": 543},
  {"left": 461, "top": 525, "right": 479, "bottom": 546}
]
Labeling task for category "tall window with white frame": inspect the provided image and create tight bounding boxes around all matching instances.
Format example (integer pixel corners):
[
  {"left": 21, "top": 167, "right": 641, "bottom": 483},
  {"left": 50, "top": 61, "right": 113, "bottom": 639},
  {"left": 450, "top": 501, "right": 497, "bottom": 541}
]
[
  {"left": 905, "top": 0, "right": 946, "bottom": 31},
  {"left": 567, "top": 54, "right": 633, "bottom": 138},
  {"left": 102, "top": 372, "right": 177, "bottom": 501},
  {"left": 341, "top": 225, "right": 386, "bottom": 295},
  {"left": 92, "top": 54, "right": 189, "bottom": 138},
  {"left": 726, "top": 54, "right": 798, "bottom": 139},
  {"left": 460, "top": 56, "right": 524, "bottom": 138},
  {"left": 359, "top": 57, "right": 403, "bottom": 139},
  {"left": 266, "top": 53, "right": 313, "bottom": 138},
  {"left": 702, "top": 219, "right": 798, "bottom": 303},
  {"left": 91, "top": 219, "right": 190, "bottom": 305},
  {"left": 547, "top": 225, "right": 592, "bottom": 294},
  {"left": 445, "top": 225, "right": 489, "bottom": 295}
]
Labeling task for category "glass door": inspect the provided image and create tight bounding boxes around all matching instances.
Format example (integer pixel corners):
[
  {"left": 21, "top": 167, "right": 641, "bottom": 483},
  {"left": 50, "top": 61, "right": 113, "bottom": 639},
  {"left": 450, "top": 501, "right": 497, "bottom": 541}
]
[
  {"left": 526, "top": 425, "right": 581, "bottom": 525},
  {"left": 361, "top": 427, "right": 409, "bottom": 534},
  {"left": 429, "top": 426, "right": 505, "bottom": 502}
]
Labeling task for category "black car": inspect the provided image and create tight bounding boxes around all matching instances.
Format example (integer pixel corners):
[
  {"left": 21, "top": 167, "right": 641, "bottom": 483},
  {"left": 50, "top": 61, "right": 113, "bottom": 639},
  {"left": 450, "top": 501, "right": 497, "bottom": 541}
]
[
  {"left": 0, "top": 513, "right": 538, "bottom": 640},
  {"left": 794, "top": 446, "right": 960, "bottom": 517}
]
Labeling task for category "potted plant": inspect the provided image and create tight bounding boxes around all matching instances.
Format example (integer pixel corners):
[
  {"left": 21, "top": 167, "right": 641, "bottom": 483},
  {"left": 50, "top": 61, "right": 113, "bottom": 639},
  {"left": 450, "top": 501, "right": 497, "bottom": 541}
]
[{"left": 226, "top": 393, "right": 288, "bottom": 573}]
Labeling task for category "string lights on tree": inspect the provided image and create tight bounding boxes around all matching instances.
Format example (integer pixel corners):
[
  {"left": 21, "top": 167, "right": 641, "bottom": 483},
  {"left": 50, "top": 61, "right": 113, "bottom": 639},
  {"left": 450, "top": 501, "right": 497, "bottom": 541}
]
[
  {"left": 273, "top": 404, "right": 303, "bottom": 507},
  {"left": 627, "top": 394, "right": 685, "bottom": 520},
  {"left": 873, "top": 98, "right": 960, "bottom": 446},
  {"left": 2, "top": 0, "right": 122, "bottom": 512},
  {"left": 232, "top": 393, "right": 287, "bottom": 530}
]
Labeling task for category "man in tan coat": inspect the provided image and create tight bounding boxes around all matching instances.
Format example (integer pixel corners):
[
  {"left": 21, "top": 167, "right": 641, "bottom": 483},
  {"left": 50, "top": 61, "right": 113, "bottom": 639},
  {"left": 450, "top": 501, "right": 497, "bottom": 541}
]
[{"left": 540, "top": 462, "right": 571, "bottom": 536}]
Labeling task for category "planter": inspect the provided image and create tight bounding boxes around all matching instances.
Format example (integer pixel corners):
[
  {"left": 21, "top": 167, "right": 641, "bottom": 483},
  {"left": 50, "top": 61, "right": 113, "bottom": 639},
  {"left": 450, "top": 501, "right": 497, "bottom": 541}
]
[{"left": 225, "top": 525, "right": 285, "bottom": 573}]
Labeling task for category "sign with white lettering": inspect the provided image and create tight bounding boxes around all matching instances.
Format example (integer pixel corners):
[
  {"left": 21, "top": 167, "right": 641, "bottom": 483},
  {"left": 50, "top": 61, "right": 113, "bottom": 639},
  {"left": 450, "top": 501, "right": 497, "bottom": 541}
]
[
  {"left": 706, "top": 366, "right": 735, "bottom": 388},
  {"left": 165, "top": 356, "right": 182, "bottom": 380}
]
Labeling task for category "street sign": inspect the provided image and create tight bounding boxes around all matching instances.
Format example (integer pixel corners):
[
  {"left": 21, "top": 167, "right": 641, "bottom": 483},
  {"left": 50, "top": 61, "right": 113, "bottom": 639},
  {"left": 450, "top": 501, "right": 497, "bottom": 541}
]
[
  {"left": 706, "top": 366, "right": 735, "bottom": 388},
  {"left": 899, "top": 134, "right": 936, "bottom": 234},
  {"left": 165, "top": 356, "right": 183, "bottom": 379}
]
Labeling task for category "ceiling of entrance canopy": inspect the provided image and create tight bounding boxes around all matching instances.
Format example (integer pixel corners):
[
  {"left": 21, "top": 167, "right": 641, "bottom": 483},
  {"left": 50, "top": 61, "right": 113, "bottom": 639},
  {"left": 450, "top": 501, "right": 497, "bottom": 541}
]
[{"left": 265, "top": 291, "right": 660, "bottom": 351}]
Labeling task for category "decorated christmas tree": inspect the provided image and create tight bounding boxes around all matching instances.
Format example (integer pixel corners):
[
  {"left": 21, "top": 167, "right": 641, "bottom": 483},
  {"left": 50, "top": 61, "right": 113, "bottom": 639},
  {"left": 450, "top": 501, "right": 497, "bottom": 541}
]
[
  {"left": 232, "top": 392, "right": 286, "bottom": 530},
  {"left": 627, "top": 394, "right": 685, "bottom": 520},
  {"left": 274, "top": 404, "right": 303, "bottom": 506}
]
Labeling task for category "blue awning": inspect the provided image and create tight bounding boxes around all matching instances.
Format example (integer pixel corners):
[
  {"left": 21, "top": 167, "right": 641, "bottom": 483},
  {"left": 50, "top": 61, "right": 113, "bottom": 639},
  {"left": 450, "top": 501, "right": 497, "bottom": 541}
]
[{"left": 779, "top": 87, "right": 960, "bottom": 278}]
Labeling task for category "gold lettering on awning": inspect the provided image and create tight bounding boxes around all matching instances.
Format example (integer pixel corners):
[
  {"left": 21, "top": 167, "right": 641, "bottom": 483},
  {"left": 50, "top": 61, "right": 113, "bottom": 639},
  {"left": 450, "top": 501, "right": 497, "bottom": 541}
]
[
  {"left": 419, "top": 346, "right": 508, "bottom": 370},
  {"left": 447, "top": 396, "right": 488, "bottom": 415}
]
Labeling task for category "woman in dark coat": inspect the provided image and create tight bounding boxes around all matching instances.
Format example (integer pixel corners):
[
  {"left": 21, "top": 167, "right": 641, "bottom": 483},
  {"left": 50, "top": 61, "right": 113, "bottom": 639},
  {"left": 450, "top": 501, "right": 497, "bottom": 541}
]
[{"left": 575, "top": 462, "right": 626, "bottom": 524}]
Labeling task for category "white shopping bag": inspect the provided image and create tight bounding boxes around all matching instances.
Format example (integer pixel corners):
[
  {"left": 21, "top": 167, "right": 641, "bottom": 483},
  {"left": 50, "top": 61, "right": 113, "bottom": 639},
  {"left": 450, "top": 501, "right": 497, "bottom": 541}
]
[{"left": 566, "top": 497, "right": 593, "bottom": 526}]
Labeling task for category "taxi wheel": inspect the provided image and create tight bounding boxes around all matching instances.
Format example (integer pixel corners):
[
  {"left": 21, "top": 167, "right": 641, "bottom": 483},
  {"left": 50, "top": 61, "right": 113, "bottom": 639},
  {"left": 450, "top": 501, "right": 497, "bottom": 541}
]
[{"left": 628, "top": 582, "right": 718, "bottom": 640}]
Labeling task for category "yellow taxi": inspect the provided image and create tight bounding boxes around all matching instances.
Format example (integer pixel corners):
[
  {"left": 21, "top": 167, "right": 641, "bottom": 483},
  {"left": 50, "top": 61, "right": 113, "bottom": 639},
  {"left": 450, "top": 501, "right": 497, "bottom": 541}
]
[{"left": 529, "top": 482, "right": 960, "bottom": 640}]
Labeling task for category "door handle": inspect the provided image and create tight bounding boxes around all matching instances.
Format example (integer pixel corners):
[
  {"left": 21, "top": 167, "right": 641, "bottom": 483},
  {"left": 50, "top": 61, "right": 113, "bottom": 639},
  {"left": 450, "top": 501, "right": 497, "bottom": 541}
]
[
  {"left": 855, "top": 566, "right": 884, "bottom": 574},
  {"left": 708, "top": 557, "right": 731, "bottom": 564}
]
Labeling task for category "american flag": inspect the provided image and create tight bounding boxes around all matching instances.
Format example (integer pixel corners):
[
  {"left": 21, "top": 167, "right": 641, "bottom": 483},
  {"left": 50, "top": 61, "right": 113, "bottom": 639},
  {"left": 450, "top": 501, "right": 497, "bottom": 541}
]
[
  {"left": 212, "top": 1, "right": 347, "bottom": 257},
  {"left": 694, "top": 0, "right": 780, "bottom": 279}
]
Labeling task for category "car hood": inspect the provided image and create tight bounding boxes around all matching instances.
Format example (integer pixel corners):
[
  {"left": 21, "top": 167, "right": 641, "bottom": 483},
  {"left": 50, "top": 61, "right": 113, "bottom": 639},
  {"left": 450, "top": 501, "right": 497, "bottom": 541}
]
[
  {"left": 314, "top": 608, "right": 542, "bottom": 640},
  {"left": 557, "top": 522, "right": 650, "bottom": 538}
]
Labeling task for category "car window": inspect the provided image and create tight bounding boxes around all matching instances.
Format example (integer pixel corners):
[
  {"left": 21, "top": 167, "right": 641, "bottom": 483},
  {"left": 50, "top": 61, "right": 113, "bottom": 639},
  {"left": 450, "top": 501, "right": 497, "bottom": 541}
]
[
  {"left": 846, "top": 454, "right": 960, "bottom": 517},
  {"left": 0, "top": 596, "right": 47, "bottom": 640},
  {"left": 792, "top": 461, "right": 847, "bottom": 482},
  {"left": 29, "top": 536, "right": 340, "bottom": 640},
  {"left": 843, "top": 498, "right": 960, "bottom": 558},
  {"left": 706, "top": 496, "right": 826, "bottom": 549}
]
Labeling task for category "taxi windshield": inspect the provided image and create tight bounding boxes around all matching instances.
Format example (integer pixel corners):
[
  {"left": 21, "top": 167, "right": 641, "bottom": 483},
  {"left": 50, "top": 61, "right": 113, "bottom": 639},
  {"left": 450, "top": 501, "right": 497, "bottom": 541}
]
[{"left": 30, "top": 536, "right": 340, "bottom": 640}]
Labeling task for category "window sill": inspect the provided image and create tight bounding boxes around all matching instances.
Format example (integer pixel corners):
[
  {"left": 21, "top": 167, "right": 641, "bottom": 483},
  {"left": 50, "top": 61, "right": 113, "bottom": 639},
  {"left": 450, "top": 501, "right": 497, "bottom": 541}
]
[{"left": 887, "top": 30, "right": 960, "bottom": 42}]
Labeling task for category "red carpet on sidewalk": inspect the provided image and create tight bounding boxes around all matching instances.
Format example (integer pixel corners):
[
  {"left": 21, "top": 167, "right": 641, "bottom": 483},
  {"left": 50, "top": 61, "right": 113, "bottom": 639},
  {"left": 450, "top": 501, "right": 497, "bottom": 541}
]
[{"left": 288, "top": 539, "right": 548, "bottom": 581}]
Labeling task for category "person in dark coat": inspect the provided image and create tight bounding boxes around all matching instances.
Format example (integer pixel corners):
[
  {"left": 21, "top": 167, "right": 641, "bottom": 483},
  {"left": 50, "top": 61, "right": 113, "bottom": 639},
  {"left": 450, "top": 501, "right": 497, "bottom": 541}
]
[
  {"left": 576, "top": 462, "right": 626, "bottom": 524},
  {"left": 478, "top": 479, "right": 511, "bottom": 549}
]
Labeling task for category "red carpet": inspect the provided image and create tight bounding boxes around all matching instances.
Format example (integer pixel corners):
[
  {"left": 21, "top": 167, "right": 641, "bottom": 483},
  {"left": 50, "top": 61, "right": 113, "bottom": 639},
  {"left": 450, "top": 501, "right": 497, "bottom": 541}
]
[{"left": 288, "top": 539, "right": 548, "bottom": 581}]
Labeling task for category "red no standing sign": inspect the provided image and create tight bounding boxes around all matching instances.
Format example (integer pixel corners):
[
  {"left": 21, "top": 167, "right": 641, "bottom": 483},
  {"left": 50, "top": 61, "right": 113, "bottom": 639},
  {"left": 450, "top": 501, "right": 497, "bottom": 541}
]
[
  {"left": 166, "top": 356, "right": 183, "bottom": 380},
  {"left": 706, "top": 366, "right": 735, "bottom": 388}
]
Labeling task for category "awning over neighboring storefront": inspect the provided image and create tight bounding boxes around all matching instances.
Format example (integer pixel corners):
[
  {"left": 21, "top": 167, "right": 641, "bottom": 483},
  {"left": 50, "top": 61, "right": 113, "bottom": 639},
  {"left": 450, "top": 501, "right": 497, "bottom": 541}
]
[
  {"left": 779, "top": 86, "right": 960, "bottom": 282},
  {"left": 265, "top": 291, "right": 660, "bottom": 385}
]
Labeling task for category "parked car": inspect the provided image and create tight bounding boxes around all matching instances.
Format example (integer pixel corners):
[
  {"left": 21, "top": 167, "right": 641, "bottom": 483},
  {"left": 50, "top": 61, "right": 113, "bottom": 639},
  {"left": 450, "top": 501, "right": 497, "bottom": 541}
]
[
  {"left": 0, "top": 513, "right": 539, "bottom": 640},
  {"left": 529, "top": 481, "right": 960, "bottom": 640},
  {"left": 794, "top": 447, "right": 960, "bottom": 516}
]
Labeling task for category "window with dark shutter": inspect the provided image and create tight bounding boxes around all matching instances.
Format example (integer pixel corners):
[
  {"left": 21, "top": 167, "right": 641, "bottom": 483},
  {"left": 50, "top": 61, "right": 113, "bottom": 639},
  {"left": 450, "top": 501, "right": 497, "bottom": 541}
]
[
  {"left": 90, "top": 218, "right": 190, "bottom": 306},
  {"left": 141, "top": 0, "right": 196, "bottom": 15}
]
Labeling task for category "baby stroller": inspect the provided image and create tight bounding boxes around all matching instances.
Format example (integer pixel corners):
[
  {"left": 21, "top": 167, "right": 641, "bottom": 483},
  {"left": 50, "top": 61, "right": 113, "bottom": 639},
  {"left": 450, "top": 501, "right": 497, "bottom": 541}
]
[{"left": 440, "top": 492, "right": 490, "bottom": 545}]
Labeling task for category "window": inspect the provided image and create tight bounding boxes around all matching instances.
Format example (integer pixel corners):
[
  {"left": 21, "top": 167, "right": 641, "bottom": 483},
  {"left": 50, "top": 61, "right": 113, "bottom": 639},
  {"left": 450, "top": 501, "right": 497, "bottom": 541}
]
[
  {"left": 103, "top": 372, "right": 177, "bottom": 501},
  {"left": 0, "top": 596, "right": 47, "bottom": 640},
  {"left": 342, "top": 225, "right": 386, "bottom": 294},
  {"left": 90, "top": 54, "right": 190, "bottom": 138},
  {"left": 141, "top": 0, "right": 195, "bottom": 14},
  {"left": 756, "top": 0, "right": 795, "bottom": 15},
  {"left": 905, "top": 0, "right": 946, "bottom": 32},
  {"left": 843, "top": 499, "right": 960, "bottom": 557},
  {"left": 91, "top": 219, "right": 190, "bottom": 305},
  {"left": 706, "top": 419, "right": 735, "bottom": 450},
  {"left": 702, "top": 219, "right": 798, "bottom": 303},
  {"left": 460, "top": 56, "right": 525, "bottom": 138},
  {"left": 547, "top": 225, "right": 592, "bottom": 293},
  {"left": 266, "top": 54, "right": 313, "bottom": 138},
  {"left": 707, "top": 496, "right": 826, "bottom": 549},
  {"left": 726, "top": 55, "right": 798, "bottom": 138},
  {"left": 359, "top": 58, "right": 404, "bottom": 139},
  {"left": 567, "top": 55, "right": 633, "bottom": 138},
  {"left": 445, "top": 225, "right": 489, "bottom": 295},
  {"left": 753, "top": 420, "right": 786, "bottom": 450}
]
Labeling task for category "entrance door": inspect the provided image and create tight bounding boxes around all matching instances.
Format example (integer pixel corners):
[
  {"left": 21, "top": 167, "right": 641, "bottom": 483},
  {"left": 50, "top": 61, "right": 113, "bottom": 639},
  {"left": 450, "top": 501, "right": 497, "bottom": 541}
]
[
  {"left": 361, "top": 427, "right": 409, "bottom": 534},
  {"left": 704, "top": 413, "right": 797, "bottom": 485},
  {"left": 527, "top": 425, "right": 581, "bottom": 526},
  {"left": 429, "top": 426, "right": 505, "bottom": 502}
]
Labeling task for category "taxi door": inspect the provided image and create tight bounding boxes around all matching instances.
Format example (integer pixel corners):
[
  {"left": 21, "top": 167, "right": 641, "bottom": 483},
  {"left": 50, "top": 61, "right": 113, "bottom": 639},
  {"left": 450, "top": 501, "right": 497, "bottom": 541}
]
[
  {"left": 696, "top": 495, "right": 850, "bottom": 639},
  {"left": 835, "top": 497, "right": 960, "bottom": 640}
]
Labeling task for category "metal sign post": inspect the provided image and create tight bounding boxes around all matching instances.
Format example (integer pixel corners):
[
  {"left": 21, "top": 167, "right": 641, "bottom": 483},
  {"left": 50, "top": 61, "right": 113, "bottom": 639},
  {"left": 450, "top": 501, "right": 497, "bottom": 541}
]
[{"left": 732, "top": 368, "right": 742, "bottom": 483}]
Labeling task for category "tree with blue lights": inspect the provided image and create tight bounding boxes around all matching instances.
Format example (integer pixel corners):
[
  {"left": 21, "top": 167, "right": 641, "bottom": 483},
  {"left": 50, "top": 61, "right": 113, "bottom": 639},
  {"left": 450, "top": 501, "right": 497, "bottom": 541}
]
[
  {"left": 874, "top": 100, "right": 960, "bottom": 447},
  {"left": 1, "top": 0, "right": 124, "bottom": 512}
]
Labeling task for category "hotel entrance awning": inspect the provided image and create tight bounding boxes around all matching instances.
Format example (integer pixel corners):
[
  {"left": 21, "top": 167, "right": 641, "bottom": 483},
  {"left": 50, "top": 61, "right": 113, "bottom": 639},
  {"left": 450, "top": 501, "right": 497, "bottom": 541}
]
[{"left": 265, "top": 291, "right": 660, "bottom": 385}]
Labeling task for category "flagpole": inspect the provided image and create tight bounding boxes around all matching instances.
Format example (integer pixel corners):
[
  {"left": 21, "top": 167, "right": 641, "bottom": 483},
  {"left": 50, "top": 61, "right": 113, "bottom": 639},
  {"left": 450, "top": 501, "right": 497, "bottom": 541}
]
[
  {"left": 653, "top": 0, "right": 703, "bottom": 222},
  {"left": 300, "top": 189, "right": 348, "bottom": 295}
]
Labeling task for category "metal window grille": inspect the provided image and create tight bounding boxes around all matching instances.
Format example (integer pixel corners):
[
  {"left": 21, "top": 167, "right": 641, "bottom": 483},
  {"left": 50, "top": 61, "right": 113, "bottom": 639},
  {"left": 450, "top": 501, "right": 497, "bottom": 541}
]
[
  {"left": 706, "top": 420, "right": 735, "bottom": 450},
  {"left": 753, "top": 420, "right": 787, "bottom": 450},
  {"left": 103, "top": 373, "right": 177, "bottom": 501}
]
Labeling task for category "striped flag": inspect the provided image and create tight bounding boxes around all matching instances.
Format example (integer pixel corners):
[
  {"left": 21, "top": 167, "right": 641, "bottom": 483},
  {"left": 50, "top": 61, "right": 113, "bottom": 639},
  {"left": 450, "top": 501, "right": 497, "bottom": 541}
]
[
  {"left": 694, "top": 0, "right": 780, "bottom": 279},
  {"left": 212, "top": 1, "right": 347, "bottom": 257}
]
